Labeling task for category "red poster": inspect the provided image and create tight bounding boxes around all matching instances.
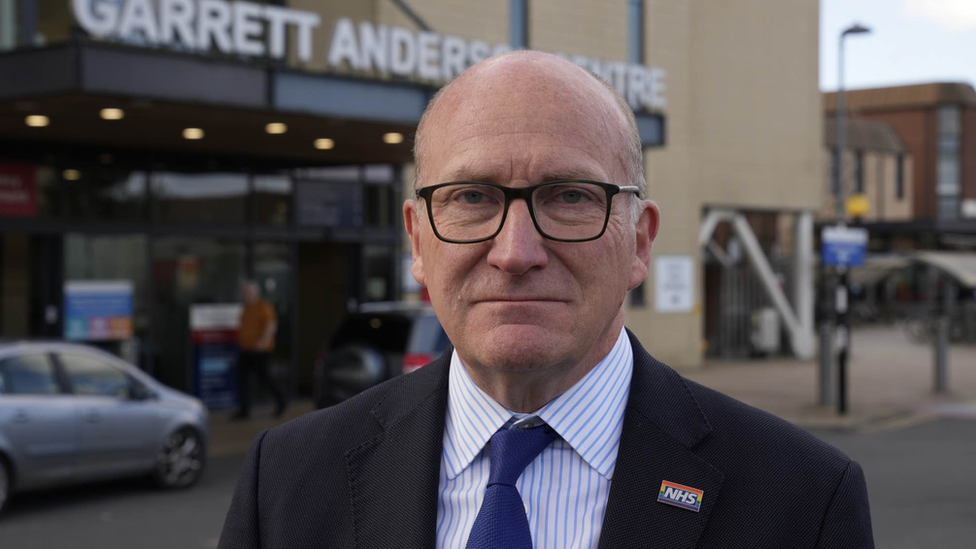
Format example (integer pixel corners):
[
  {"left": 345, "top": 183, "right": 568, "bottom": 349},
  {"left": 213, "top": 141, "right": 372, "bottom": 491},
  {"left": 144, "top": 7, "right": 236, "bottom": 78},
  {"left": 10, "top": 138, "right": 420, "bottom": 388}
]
[{"left": 0, "top": 163, "right": 38, "bottom": 217}]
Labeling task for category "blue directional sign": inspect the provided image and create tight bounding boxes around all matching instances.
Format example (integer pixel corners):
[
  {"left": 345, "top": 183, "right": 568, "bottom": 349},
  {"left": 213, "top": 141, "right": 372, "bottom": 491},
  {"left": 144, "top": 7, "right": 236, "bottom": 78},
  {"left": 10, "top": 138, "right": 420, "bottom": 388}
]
[{"left": 822, "top": 225, "right": 868, "bottom": 267}]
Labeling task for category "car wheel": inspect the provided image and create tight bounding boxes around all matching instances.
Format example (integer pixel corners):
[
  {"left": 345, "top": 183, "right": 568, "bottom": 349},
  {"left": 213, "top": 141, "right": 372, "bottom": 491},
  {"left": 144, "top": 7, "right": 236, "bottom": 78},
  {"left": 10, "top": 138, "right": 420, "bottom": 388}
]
[
  {"left": 0, "top": 456, "right": 10, "bottom": 515},
  {"left": 154, "top": 427, "right": 206, "bottom": 489}
]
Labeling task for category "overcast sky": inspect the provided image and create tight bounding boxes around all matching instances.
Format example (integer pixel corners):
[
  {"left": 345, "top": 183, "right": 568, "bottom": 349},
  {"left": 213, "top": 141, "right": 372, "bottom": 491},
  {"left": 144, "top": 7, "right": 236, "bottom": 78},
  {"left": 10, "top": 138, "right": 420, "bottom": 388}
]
[{"left": 821, "top": 0, "right": 976, "bottom": 91}]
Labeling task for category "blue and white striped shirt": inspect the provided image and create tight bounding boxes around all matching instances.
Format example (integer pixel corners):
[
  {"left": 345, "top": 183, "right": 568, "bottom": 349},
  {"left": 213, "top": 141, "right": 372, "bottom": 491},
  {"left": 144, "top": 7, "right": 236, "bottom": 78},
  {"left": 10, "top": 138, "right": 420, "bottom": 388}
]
[{"left": 435, "top": 327, "right": 633, "bottom": 549}]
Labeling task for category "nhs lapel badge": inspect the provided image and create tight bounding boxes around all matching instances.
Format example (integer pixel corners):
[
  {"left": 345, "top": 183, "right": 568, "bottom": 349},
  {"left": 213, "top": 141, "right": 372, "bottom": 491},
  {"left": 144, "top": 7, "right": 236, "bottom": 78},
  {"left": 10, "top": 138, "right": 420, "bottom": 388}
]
[{"left": 657, "top": 480, "right": 704, "bottom": 512}]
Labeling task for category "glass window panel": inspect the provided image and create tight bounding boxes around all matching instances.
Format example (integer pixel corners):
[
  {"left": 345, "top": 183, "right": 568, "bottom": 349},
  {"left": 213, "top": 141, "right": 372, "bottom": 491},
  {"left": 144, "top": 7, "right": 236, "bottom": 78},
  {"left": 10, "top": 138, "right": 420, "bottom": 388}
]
[
  {"left": 854, "top": 151, "right": 864, "bottom": 194},
  {"left": 937, "top": 154, "right": 960, "bottom": 194},
  {"left": 365, "top": 185, "right": 394, "bottom": 228},
  {"left": 295, "top": 180, "right": 363, "bottom": 227},
  {"left": 363, "top": 245, "right": 395, "bottom": 302},
  {"left": 938, "top": 136, "right": 960, "bottom": 153},
  {"left": 0, "top": 0, "right": 15, "bottom": 52},
  {"left": 63, "top": 170, "right": 147, "bottom": 221},
  {"left": 364, "top": 165, "right": 394, "bottom": 183},
  {"left": 59, "top": 353, "right": 131, "bottom": 397},
  {"left": 36, "top": 0, "right": 73, "bottom": 46},
  {"left": 0, "top": 354, "right": 60, "bottom": 395},
  {"left": 64, "top": 234, "right": 149, "bottom": 365},
  {"left": 152, "top": 172, "right": 247, "bottom": 224},
  {"left": 896, "top": 155, "right": 905, "bottom": 200},
  {"left": 253, "top": 174, "right": 292, "bottom": 226},
  {"left": 938, "top": 196, "right": 959, "bottom": 220},
  {"left": 938, "top": 105, "right": 962, "bottom": 136}
]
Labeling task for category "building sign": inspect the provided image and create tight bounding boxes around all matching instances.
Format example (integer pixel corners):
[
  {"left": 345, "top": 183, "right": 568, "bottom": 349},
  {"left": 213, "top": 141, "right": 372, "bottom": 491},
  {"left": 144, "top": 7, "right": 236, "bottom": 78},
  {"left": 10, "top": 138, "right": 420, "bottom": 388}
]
[
  {"left": 70, "top": 1, "right": 666, "bottom": 111},
  {"left": 71, "top": 0, "right": 321, "bottom": 61},
  {"left": 64, "top": 280, "right": 134, "bottom": 341},
  {"left": 655, "top": 256, "right": 694, "bottom": 313},
  {"left": 328, "top": 18, "right": 666, "bottom": 111},
  {"left": 190, "top": 303, "right": 242, "bottom": 409},
  {"left": 0, "top": 163, "right": 38, "bottom": 217}
]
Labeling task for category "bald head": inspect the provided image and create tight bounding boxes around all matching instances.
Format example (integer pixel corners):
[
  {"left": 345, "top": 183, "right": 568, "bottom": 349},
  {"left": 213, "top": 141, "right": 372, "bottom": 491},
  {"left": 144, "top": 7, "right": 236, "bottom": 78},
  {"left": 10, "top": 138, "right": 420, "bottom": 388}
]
[{"left": 413, "top": 51, "right": 645, "bottom": 211}]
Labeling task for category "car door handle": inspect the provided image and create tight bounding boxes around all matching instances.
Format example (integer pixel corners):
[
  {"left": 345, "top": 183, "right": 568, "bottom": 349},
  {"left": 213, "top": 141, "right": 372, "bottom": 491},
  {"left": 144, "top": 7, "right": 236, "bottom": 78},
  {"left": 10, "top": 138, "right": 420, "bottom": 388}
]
[
  {"left": 12, "top": 410, "right": 29, "bottom": 423},
  {"left": 86, "top": 411, "right": 101, "bottom": 423}
]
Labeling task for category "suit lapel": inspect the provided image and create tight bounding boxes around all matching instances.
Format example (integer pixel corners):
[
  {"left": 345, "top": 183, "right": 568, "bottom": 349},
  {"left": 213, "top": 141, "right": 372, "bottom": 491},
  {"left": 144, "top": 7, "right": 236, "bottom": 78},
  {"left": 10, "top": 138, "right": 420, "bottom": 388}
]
[
  {"left": 599, "top": 332, "right": 725, "bottom": 549},
  {"left": 346, "top": 351, "right": 451, "bottom": 549}
]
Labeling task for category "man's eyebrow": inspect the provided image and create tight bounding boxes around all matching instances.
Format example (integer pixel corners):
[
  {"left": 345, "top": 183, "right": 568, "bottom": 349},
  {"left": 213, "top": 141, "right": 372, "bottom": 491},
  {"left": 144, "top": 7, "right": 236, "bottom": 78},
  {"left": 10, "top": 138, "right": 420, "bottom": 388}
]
[
  {"left": 439, "top": 167, "right": 605, "bottom": 183},
  {"left": 535, "top": 169, "right": 605, "bottom": 182}
]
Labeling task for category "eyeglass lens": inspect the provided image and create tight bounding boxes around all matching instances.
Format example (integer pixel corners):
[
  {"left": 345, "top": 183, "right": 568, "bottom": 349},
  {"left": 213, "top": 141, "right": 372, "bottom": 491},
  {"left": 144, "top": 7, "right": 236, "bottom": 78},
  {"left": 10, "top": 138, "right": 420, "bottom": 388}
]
[{"left": 427, "top": 182, "right": 609, "bottom": 242}]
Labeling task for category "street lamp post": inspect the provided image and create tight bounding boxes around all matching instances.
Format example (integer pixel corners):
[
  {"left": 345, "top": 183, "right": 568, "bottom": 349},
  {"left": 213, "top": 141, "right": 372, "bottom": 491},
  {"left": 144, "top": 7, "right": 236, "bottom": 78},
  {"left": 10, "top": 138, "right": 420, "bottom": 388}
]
[{"left": 834, "top": 23, "right": 871, "bottom": 415}]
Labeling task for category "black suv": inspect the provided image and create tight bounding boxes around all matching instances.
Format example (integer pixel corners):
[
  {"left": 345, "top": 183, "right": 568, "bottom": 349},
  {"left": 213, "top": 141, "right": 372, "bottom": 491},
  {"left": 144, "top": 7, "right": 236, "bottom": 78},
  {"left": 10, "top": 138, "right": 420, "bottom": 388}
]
[{"left": 313, "top": 303, "right": 450, "bottom": 408}]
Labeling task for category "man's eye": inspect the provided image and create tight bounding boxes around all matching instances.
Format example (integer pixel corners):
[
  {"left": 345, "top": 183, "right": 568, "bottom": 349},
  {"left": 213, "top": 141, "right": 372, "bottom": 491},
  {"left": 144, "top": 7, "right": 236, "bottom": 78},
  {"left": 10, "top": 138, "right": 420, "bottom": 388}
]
[
  {"left": 558, "top": 191, "right": 584, "bottom": 204},
  {"left": 461, "top": 191, "right": 487, "bottom": 204}
]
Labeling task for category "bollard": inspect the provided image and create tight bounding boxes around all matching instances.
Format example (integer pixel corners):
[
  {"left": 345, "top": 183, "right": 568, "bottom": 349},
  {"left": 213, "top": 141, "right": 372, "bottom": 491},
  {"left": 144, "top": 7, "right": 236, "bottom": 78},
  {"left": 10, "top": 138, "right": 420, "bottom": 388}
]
[
  {"left": 935, "top": 315, "right": 949, "bottom": 393},
  {"left": 819, "top": 322, "right": 834, "bottom": 407}
]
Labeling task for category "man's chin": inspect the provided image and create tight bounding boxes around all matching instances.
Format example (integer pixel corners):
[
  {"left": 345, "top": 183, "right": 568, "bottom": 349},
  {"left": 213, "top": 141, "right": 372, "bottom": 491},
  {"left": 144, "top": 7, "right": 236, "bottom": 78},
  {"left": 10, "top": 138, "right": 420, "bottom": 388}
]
[{"left": 465, "top": 324, "right": 567, "bottom": 371}]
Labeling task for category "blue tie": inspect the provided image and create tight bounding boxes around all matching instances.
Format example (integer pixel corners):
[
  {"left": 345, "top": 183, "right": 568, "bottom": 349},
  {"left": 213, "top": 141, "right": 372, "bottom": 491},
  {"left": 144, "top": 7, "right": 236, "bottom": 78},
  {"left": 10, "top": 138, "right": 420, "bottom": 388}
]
[{"left": 465, "top": 424, "right": 558, "bottom": 549}]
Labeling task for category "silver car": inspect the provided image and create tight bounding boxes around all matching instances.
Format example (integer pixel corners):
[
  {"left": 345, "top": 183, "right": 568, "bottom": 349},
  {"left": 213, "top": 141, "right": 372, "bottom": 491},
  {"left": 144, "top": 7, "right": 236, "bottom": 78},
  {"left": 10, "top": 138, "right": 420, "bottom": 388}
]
[{"left": 0, "top": 341, "right": 208, "bottom": 514}]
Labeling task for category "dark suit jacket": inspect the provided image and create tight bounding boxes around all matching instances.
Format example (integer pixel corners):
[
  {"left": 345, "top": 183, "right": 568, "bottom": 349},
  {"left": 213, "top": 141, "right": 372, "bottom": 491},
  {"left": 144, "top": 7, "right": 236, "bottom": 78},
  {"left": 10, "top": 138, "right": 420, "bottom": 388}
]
[{"left": 218, "top": 330, "right": 874, "bottom": 548}]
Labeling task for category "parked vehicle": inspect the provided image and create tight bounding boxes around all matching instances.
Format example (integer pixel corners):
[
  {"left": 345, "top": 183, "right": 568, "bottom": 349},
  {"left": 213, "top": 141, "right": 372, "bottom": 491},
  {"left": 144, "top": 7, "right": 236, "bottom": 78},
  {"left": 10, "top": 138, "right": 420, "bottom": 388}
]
[
  {"left": 314, "top": 303, "right": 450, "bottom": 408},
  {"left": 0, "top": 341, "right": 209, "bottom": 515}
]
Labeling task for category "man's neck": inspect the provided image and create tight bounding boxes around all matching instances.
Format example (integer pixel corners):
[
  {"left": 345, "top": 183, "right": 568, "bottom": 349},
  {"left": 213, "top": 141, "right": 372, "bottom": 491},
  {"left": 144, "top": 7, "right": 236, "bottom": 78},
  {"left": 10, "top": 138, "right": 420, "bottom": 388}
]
[{"left": 460, "top": 316, "right": 625, "bottom": 413}]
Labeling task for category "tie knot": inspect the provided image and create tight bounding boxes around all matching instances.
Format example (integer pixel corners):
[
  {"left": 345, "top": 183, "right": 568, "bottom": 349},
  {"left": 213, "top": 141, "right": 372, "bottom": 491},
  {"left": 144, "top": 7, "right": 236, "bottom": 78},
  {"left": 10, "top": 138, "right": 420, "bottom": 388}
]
[{"left": 486, "top": 423, "right": 557, "bottom": 487}]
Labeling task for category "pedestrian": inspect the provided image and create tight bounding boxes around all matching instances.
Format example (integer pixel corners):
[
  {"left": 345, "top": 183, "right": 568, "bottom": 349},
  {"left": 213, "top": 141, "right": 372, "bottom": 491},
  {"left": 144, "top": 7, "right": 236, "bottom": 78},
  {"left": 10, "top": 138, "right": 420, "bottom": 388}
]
[
  {"left": 219, "top": 51, "right": 873, "bottom": 548},
  {"left": 233, "top": 280, "right": 285, "bottom": 420}
]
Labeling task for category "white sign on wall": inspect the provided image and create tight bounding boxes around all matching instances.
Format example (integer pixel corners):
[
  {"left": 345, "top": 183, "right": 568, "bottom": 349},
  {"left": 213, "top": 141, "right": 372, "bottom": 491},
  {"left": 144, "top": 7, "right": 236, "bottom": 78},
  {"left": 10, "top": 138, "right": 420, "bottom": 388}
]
[{"left": 655, "top": 255, "right": 694, "bottom": 313}]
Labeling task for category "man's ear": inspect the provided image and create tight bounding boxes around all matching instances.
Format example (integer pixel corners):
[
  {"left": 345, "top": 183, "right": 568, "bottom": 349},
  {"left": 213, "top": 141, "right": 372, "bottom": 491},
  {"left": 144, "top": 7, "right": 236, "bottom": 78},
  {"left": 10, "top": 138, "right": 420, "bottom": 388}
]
[
  {"left": 403, "top": 199, "right": 426, "bottom": 287},
  {"left": 629, "top": 199, "right": 660, "bottom": 290}
]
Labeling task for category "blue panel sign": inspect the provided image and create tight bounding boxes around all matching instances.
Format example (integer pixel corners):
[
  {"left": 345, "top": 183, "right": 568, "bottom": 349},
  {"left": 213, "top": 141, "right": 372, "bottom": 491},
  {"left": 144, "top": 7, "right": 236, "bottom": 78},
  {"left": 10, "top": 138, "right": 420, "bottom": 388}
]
[
  {"left": 822, "top": 226, "right": 868, "bottom": 267},
  {"left": 193, "top": 344, "right": 239, "bottom": 410},
  {"left": 64, "top": 281, "right": 134, "bottom": 341},
  {"left": 190, "top": 304, "right": 243, "bottom": 410}
]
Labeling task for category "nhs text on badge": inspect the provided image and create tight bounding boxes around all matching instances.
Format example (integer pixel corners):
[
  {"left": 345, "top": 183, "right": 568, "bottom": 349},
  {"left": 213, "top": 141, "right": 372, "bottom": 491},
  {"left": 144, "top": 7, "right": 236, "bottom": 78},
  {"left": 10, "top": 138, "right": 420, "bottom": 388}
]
[{"left": 657, "top": 480, "right": 704, "bottom": 512}]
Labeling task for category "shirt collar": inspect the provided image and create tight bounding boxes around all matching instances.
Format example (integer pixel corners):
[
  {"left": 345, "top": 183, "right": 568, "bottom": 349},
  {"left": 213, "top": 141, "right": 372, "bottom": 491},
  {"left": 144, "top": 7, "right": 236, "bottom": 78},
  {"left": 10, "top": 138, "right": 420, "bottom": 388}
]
[{"left": 443, "top": 327, "right": 633, "bottom": 481}]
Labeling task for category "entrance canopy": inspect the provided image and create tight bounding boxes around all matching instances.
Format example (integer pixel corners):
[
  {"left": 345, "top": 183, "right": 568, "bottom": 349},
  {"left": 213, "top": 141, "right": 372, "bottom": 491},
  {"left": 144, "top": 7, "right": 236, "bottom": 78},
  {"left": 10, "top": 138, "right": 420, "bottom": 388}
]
[
  {"left": 0, "top": 41, "right": 666, "bottom": 166},
  {"left": 852, "top": 252, "right": 976, "bottom": 289}
]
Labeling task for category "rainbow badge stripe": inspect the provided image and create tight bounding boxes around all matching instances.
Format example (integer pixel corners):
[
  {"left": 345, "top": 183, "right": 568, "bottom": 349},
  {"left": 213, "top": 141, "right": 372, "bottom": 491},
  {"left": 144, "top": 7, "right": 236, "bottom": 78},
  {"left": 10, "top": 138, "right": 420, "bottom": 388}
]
[{"left": 657, "top": 480, "right": 704, "bottom": 512}]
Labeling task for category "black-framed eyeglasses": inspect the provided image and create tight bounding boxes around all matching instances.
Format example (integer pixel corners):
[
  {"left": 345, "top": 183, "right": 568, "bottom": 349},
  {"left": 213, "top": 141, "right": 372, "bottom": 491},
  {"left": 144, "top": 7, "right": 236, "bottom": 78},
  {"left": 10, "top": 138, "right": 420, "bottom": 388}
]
[{"left": 415, "top": 180, "right": 640, "bottom": 244}]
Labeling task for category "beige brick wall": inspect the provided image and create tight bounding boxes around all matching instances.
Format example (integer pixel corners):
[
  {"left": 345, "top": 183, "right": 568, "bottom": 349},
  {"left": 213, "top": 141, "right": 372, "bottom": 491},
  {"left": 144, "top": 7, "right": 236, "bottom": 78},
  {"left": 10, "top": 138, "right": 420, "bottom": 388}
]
[
  {"left": 303, "top": 0, "right": 821, "bottom": 368},
  {"left": 626, "top": 0, "right": 821, "bottom": 368},
  {"left": 529, "top": 0, "right": 627, "bottom": 60}
]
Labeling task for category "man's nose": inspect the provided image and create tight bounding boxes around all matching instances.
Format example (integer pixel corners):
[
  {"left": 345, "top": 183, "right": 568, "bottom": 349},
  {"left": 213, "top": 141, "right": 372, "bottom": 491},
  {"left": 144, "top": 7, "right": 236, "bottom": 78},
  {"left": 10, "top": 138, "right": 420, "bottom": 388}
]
[{"left": 485, "top": 199, "right": 549, "bottom": 275}]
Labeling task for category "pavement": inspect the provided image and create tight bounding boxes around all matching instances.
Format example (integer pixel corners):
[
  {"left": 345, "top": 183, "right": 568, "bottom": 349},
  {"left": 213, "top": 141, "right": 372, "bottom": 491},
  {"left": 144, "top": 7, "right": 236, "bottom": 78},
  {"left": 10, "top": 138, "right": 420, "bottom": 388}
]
[
  {"left": 207, "top": 402, "right": 318, "bottom": 457},
  {"left": 206, "top": 325, "right": 976, "bottom": 456},
  {"left": 680, "top": 325, "right": 976, "bottom": 431}
]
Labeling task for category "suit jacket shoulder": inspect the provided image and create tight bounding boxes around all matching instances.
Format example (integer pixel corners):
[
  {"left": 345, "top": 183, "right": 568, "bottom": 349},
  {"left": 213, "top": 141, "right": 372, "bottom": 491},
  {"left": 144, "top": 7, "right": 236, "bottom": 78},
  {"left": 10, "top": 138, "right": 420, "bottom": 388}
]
[
  {"left": 599, "top": 333, "right": 873, "bottom": 549},
  {"left": 218, "top": 352, "right": 452, "bottom": 549}
]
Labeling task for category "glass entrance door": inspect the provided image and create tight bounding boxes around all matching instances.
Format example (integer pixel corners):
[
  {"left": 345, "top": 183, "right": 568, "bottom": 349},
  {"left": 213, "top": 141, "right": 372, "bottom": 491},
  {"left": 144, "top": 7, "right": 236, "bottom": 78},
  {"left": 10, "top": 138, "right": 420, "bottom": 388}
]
[{"left": 150, "top": 239, "right": 246, "bottom": 392}]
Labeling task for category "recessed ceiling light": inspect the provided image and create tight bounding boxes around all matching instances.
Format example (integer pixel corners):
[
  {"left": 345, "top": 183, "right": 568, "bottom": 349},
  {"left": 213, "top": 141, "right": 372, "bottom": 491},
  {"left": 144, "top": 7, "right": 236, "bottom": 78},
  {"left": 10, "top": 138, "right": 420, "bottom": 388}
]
[
  {"left": 25, "top": 115, "right": 49, "bottom": 127},
  {"left": 63, "top": 169, "right": 81, "bottom": 181},
  {"left": 183, "top": 127, "right": 204, "bottom": 140},
  {"left": 265, "top": 122, "right": 287, "bottom": 135},
  {"left": 383, "top": 132, "right": 404, "bottom": 144},
  {"left": 100, "top": 108, "right": 125, "bottom": 120},
  {"left": 314, "top": 138, "right": 335, "bottom": 150}
]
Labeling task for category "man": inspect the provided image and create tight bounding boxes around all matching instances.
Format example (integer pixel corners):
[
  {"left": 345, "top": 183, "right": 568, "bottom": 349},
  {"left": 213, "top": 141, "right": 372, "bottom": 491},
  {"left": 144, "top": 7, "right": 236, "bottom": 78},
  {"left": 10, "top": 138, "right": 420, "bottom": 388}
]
[
  {"left": 233, "top": 280, "right": 285, "bottom": 419},
  {"left": 219, "top": 52, "right": 873, "bottom": 548}
]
